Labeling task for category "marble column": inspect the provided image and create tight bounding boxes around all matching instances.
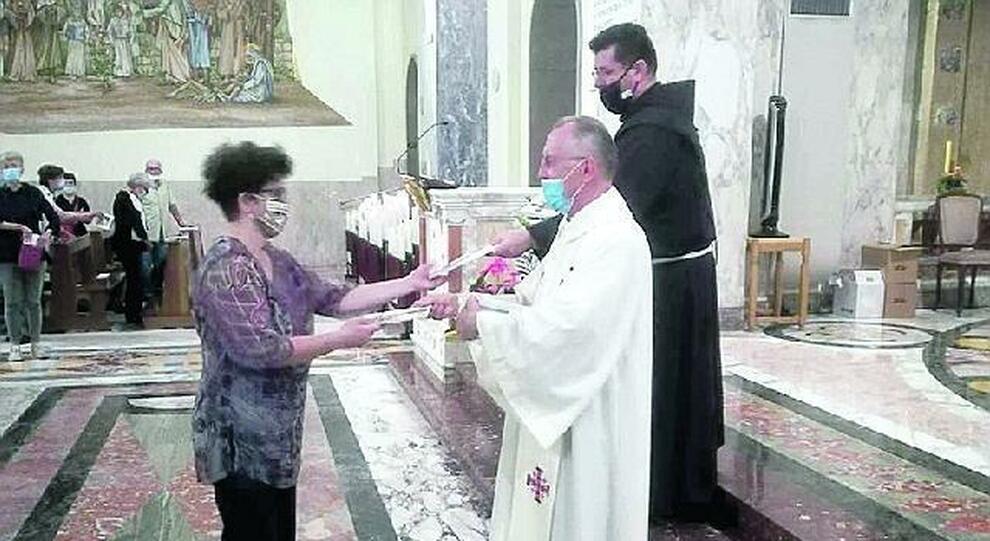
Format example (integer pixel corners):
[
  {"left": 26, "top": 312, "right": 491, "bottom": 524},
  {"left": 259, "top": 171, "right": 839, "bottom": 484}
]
[{"left": 437, "top": 0, "right": 489, "bottom": 186}]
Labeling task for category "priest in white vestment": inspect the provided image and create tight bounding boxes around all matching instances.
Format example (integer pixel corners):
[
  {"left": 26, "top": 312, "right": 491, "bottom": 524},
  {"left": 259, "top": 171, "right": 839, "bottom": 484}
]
[{"left": 419, "top": 115, "right": 653, "bottom": 541}]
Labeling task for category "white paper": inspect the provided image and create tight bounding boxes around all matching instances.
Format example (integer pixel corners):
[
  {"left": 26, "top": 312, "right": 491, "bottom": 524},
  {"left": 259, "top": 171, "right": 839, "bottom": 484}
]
[
  {"left": 90, "top": 212, "right": 114, "bottom": 231},
  {"left": 430, "top": 243, "right": 496, "bottom": 278},
  {"left": 371, "top": 306, "right": 432, "bottom": 324}
]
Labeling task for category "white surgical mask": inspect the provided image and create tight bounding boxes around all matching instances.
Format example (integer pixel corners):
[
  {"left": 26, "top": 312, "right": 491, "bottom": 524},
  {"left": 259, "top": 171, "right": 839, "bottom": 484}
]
[{"left": 255, "top": 197, "right": 290, "bottom": 238}]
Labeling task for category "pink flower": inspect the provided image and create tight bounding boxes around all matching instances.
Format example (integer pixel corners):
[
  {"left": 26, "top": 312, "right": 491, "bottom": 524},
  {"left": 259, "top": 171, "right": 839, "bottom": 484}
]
[{"left": 473, "top": 257, "right": 520, "bottom": 294}]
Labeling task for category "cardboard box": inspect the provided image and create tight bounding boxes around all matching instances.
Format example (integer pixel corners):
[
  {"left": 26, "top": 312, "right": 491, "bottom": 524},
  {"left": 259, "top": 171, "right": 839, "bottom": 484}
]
[
  {"left": 884, "top": 283, "right": 918, "bottom": 318},
  {"left": 861, "top": 244, "right": 922, "bottom": 284},
  {"left": 833, "top": 269, "right": 885, "bottom": 319}
]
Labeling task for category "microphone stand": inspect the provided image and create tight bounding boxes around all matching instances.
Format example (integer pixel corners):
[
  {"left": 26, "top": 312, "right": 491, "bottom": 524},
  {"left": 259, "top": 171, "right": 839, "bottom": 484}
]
[{"left": 395, "top": 120, "right": 449, "bottom": 178}]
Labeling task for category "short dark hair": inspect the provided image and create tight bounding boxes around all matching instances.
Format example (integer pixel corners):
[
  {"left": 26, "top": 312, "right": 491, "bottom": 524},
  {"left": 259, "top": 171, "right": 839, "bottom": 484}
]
[
  {"left": 37, "top": 164, "right": 64, "bottom": 188},
  {"left": 589, "top": 23, "right": 657, "bottom": 75},
  {"left": 203, "top": 141, "right": 293, "bottom": 220},
  {"left": 63, "top": 172, "right": 77, "bottom": 182}
]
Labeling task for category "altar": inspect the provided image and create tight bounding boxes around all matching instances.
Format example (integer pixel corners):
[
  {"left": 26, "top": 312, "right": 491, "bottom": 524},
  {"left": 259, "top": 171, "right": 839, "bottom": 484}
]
[{"left": 343, "top": 186, "right": 543, "bottom": 383}]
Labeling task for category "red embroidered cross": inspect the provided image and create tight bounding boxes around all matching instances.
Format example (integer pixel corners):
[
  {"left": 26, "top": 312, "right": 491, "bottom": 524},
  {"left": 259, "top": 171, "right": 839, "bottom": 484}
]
[{"left": 526, "top": 466, "right": 551, "bottom": 504}]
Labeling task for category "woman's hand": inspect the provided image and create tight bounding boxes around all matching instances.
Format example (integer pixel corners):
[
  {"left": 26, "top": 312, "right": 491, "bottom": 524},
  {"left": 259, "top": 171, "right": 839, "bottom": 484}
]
[
  {"left": 404, "top": 264, "right": 447, "bottom": 293},
  {"left": 414, "top": 294, "right": 459, "bottom": 319},
  {"left": 332, "top": 317, "right": 381, "bottom": 349}
]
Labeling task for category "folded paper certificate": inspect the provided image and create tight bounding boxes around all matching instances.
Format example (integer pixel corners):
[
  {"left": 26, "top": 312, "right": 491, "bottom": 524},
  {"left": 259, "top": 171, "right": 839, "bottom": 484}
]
[
  {"left": 371, "top": 306, "right": 432, "bottom": 324},
  {"left": 430, "top": 244, "right": 496, "bottom": 278}
]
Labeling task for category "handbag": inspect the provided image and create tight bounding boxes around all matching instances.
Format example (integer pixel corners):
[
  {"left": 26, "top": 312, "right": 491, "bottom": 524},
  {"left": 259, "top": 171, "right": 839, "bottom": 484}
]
[{"left": 18, "top": 234, "right": 44, "bottom": 272}]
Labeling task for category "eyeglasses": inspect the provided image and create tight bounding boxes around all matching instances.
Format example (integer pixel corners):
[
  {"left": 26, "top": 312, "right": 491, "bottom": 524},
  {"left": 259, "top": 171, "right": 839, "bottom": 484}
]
[
  {"left": 540, "top": 154, "right": 590, "bottom": 169},
  {"left": 257, "top": 187, "right": 288, "bottom": 200}
]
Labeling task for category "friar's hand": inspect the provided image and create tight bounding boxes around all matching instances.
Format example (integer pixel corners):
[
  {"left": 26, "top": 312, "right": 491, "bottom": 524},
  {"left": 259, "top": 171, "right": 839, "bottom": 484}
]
[
  {"left": 491, "top": 229, "right": 532, "bottom": 258},
  {"left": 414, "top": 294, "right": 459, "bottom": 320},
  {"left": 404, "top": 264, "right": 447, "bottom": 293},
  {"left": 455, "top": 296, "right": 480, "bottom": 340}
]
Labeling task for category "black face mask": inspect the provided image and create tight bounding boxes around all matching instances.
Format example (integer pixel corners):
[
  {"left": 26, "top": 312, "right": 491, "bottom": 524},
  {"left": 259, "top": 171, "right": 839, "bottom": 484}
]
[{"left": 598, "top": 65, "right": 635, "bottom": 115}]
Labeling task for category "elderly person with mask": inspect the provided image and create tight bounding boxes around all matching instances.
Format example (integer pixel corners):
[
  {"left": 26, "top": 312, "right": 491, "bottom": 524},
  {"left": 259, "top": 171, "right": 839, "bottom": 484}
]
[
  {"left": 112, "top": 172, "right": 152, "bottom": 329},
  {"left": 192, "top": 141, "right": 444, "bottom": 539},
  {"left": 0, "top": 151, "right": 60, "bottom": 361},
  {"left": 141, "top": 158, "right": 186, "bottom": 306}
]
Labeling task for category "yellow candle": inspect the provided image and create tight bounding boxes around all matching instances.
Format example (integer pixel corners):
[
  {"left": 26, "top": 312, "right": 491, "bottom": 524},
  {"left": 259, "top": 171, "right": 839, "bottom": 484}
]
[{"left": 945, "top": 140, "right": 953, "bottom": 174}]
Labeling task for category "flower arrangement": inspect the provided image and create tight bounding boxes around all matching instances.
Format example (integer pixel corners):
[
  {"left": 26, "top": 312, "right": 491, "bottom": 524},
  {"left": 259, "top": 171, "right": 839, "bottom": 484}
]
[
  {"left": 936, "top": 165, "right": 969, "bottom": 196},
  {"left": 471, "top": 257, "right": 520, "bottom": 295}
]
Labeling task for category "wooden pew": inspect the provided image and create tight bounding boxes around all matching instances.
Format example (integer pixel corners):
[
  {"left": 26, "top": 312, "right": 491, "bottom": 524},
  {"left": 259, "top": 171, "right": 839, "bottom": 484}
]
[
  {"left": 145, "top": 232, "right": 196, "bottom": 329},
  {"left": 44, "top": 233, "right": 120, "bottom": 332}
]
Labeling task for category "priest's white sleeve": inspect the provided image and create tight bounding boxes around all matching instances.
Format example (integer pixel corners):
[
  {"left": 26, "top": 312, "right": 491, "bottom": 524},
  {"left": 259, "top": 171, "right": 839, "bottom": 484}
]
[{"left": 475, "top": 231, "right": 651, "bottom": 449}]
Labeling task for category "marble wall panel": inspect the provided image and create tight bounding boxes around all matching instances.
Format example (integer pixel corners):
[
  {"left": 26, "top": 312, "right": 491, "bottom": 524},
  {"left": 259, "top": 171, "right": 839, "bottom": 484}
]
[
  {"left": 437, "top": 0, "right": 489, "bottom": 187},
  {"left": 840, "top": 0, "right": 912, "bottom": 267}
]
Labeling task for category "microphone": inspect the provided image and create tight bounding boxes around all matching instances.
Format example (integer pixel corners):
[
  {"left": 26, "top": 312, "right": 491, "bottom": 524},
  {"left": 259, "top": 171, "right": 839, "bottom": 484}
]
[{"left": 394, "top": 120, "right": 451, "bottom": 177}]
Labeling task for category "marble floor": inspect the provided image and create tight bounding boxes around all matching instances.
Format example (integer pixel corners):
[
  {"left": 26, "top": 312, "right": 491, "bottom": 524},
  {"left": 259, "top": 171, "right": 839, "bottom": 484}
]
[
  {"left": 721, "top": 309, "right": 990, "bottom": 539},
  {"left": 2, "top": 308, "right": 990, "bottom": 540},
  {"left": 0, "top": 342, "right": 488, "bottom": 541}
]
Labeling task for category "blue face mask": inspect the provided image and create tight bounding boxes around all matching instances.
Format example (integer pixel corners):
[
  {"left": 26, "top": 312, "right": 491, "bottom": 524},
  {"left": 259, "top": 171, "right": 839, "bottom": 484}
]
[
  {"left": 540, "top": 160, "right": 586, "bottom": 215},
  {"left": 1, "top": 167, "right": 22, "bottom": 185},
  {"left": 540, "top": 178, "right": 569, "bottom": 214}
]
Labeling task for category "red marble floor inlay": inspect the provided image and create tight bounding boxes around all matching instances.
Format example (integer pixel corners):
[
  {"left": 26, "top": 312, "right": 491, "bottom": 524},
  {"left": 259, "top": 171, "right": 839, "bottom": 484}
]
[
  {"left": 54, "top": 416, "right": 163, "bottom": 540},
  {"left": 0, "top": 388, "right": 103, "bottom": 540},
  {"left": 296, "top": 390, "right": 357, "bottom": 541},
  {"left": 166, "top": 462, "right": 222, "bottom": 539}
]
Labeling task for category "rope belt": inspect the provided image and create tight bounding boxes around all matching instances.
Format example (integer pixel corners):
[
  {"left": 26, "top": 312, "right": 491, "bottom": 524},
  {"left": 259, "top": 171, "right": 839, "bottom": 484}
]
[{"left": 652, "top": 240, "right": 717, "bottom": 265}]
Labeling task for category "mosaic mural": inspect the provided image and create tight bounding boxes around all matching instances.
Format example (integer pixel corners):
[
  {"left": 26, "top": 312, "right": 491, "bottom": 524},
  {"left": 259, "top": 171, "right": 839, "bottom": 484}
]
[{"left": 0, "top": 0, "right": 346, "bottom": 132}]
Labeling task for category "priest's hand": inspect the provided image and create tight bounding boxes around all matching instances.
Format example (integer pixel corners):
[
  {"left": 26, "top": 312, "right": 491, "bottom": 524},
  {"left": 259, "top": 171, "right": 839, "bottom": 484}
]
[
  {"left": 404, "top": 264, "right": 447, "bottom": 293},
  {"left": 414, "top": 294, "right": 459, "bottom": 320},
  {"left": 491, "top": 230, "right": 532, "bottom": 258},
  {"left": 455, "top": 296, "right": 480, "bottom": 340}
]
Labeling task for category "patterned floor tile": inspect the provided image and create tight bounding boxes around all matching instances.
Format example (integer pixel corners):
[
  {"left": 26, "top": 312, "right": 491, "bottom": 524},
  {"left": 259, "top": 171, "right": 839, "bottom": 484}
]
[{"left": 55, "top": 416, "right": 163, "bottom": 540}]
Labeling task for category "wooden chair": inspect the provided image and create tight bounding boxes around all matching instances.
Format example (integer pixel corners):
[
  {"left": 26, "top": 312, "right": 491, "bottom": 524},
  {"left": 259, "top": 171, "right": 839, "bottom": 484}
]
[{"left": 933, "top": 194, "right": 990, "bottom": 315}]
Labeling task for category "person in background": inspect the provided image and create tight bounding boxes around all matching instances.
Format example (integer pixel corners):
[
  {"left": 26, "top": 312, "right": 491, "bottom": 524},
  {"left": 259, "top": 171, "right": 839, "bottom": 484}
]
[
  {"left": 54, "top": 172, "right": 91, "bottom": 238},
  {"left": 112, "top": 172, "right": 151, "bottom": 329},
  {"left": 0, "top": 151, "right": 60, "bottom": 361},
  {"left": 141, "top": 158, "right": 186, "bottom": 306},
  {"left": 37, "top": 164, "right": 99, "bottom": 234},
  {"left": 192, "top": 141, "right": 445, "bottom": 539}
]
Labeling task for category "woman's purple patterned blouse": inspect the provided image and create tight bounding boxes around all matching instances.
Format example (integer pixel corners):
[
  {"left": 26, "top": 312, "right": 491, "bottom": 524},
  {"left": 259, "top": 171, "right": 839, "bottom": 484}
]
[{"left": 192, "top": 237, "right": 352, "bottom": 488}]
